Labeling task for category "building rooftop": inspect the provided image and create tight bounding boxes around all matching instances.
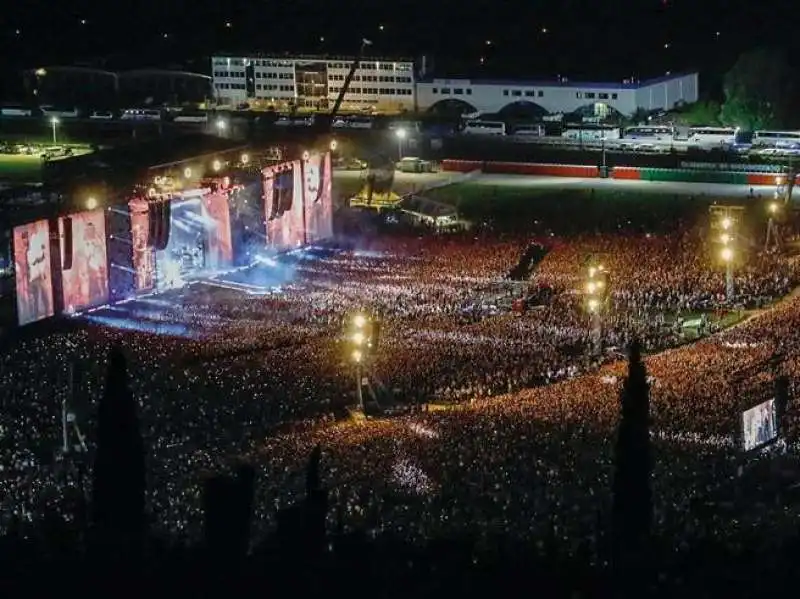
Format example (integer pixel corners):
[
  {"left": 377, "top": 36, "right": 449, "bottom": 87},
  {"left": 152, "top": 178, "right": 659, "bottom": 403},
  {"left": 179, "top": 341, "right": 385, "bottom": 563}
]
[
  {"left": 419, "top": 71, "right": 697, "bottom": 90},
  {"left": 212, "top": 52, "right": 415, "bottom": 64}
]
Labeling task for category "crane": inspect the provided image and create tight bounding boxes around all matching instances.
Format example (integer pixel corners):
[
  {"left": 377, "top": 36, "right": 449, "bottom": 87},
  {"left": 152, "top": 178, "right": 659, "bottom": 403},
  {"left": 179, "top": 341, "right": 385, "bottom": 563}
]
[{"left": 313, "top": 38, "right": 372, "bottom": 133}]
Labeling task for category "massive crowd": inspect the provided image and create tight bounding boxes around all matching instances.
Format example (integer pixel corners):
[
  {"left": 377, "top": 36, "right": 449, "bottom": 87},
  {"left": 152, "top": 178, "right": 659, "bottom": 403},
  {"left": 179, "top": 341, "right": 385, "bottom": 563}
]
[{"left": 2, "top": 215, "right": 800, "bottom": 558}]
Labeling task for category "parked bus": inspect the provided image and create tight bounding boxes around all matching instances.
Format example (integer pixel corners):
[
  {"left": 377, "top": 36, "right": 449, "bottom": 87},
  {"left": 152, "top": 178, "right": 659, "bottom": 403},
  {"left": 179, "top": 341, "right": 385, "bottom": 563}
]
[
  {"left": 513, "top": 124, "right": 545, "bottom": 137},
  {"left": 752, "top": 130, "right": 800, "bottom": 150},
  {"left": 562, "top": 124, "right": 620, "bottom": 141},
  {"left": 462, "top": 120, "right": 507, "bottom": 136},
  {"left": 40, "top": 106, "right": 79, "bottom": 118},
  {"left": 332, "top": 115, "right": 373, "bottom": 129},
  {"left": 121, "top": 108, "right": 162, "bottom": 121},
  {"left": 687, "top": 126, "right": 738, "bottom": 148},
  {"left": 174, "top": 110, "right": 209, "bottom": 124},
  {"left": 623, "top": 125, "right": 675, "bottom": 141},
  {"left": 0, "top": 107, "right": 33, "bottom": 117}
]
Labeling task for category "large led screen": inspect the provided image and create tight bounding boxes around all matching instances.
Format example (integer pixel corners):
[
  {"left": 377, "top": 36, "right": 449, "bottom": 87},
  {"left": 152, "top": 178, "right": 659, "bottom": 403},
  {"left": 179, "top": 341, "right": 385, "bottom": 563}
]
[
  {"left": 263, "top": 160, "right": 304, "bottom": 251},
  {"left": 202, "top": 190, "right": 234, "bottom": 265},
  {"left": 153, "top": 192, "right": 230, "bottom": 290},
  {"left": 129, "top": 197, "right": 154, "bottom": 292},
  {"left": 742, "top": 398, "right": 778, "bottom": 451},
  {"left": 59, "top": 210, "right": 109, "bottom": 313},
  {"left": 14, "top": 219, "right": 54, "bottom": 325},
  {"left": 303, "top": 151, "right": 334, "bottom": 244}
]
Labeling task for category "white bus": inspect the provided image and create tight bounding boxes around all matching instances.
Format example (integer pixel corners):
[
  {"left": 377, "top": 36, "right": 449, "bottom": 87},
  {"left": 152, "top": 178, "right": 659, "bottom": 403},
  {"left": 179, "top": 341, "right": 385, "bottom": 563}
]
[
  {"left": 121, "top": 108, "right": 162, "bottom": 121},
  {"left": 623, "top": 125, "right": 676, "bottom": 142},
  {"left": 687, "top": 126, "right": 738, "bottom": 148},
  {"left": 513, "top": 124, "right": 545, "bottom": 137},
  {"left": 332, "top": 115, "right": 373, "bottom": 129},
  {"left": 40, "top": 106, "right": 79, "bottom": 118},
  {"left": 174, "top": 111, "right": 209, "bottom": 124},
  {"left": 0, "top": 107, "right": 33, "bottom": 117},
  {"left": 752, "top": 131, "right": 800, "bottom": 149},
  {"left": 463, "top": 120, "right": 507, "bottom": 136},
  {"left": 562, "top": 124, "right": 620, "bottom": 141}
]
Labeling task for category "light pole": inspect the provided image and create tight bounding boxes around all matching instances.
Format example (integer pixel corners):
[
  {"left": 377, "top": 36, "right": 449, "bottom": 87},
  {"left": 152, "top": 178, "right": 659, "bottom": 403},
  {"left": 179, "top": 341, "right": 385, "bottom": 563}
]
[
  {"left": 765, "top": 201, "right": 782, "bottom": 251},
  {"left": 395, "top": 127, "right": 407, "bottom": 160},
  {"left": 585, "top": 264, "right": 609, "bottom": 357},
  {"left": 215, "top": 118, "right": 227, "bottom": 137},
  {"left": 721, "top": 246, "right": 734, "bottom": 302},
  {"left": 50, "top": 116, "right": 59, "bottom": 144},
  {"left": 348, "top": 313, "right": 371, "bottom": 413}
]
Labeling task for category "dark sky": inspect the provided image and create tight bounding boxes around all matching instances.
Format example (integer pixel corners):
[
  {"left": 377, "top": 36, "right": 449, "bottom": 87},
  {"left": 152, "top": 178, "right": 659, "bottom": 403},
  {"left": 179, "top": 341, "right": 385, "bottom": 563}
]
[{"left": 2, "top": 0, "right": 798, "bottom": 87}]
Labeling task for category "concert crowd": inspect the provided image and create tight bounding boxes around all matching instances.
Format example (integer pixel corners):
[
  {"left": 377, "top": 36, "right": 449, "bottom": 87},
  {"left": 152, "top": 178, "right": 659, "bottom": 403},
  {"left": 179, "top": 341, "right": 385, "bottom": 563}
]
[{"left": 2, "top": 217, "right": 800, "bottom": 561}]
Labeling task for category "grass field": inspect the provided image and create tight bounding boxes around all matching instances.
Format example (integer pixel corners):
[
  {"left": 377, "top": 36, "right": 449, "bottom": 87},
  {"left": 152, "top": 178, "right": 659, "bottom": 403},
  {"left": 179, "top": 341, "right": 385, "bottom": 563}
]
[{"left": 0, "top": 154, "right": 43, "bottom": 182}]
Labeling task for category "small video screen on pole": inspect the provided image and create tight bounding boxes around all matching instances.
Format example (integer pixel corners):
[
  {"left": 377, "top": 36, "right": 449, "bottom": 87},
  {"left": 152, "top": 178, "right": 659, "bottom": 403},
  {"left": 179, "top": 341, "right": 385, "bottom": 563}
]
[
  {"left": 13, "top": 220, "right": 55, "bottom": 325},
  {"left": 741, "top": 398, "right": 778, "bottom": 451},
  {"left": 263, "top": 160, "right": 304, "bottom": 251},
  {"left": 59, "top": 209, "right": 109, "bottom": 313}
]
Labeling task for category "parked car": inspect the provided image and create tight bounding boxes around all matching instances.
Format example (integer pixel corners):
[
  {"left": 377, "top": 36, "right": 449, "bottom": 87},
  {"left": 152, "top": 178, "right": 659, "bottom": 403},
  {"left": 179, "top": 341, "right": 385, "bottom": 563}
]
[{"left": 396, "top": 157, "right": 434, "bottom": 173}]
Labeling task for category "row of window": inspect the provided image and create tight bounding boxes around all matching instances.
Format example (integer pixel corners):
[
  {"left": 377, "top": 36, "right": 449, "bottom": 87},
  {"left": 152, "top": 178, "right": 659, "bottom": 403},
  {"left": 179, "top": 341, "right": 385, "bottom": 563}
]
[
  {"left": 433, "top": 88, "right": 473, "bottom": 96},
  {"left": 254, "top": 84, "right": 296, "bottom": 92},
  {"left": 212, "top": 58, "right": 413, "bottom": 72},
  {"left": 254, "top": 72, "right": 294, "bottom": 80},
  {"left": 576, "top": 91, "right": 619, "bottom": 100},
  {"left": 216, "top": 83, "right": 246, "bottom": 90},
  {"left": 329, "top": 87, "right": 413, "bottom": 96},
  {"left": 329, "top": 74, "right": 413, "bottom": 84}
]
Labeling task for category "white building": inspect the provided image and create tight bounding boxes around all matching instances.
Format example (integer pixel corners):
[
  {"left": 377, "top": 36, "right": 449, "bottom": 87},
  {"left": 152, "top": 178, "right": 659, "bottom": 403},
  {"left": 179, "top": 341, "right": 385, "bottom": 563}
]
[
  {"left": 416, "top": 72, "right": 699, "bottom": 118},
  {"left": 211, "top": 55, "right": 416, "bottom": 113}
]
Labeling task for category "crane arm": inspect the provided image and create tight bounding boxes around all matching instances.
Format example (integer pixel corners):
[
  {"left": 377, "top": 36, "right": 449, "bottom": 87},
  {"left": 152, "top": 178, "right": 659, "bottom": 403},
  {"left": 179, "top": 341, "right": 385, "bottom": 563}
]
[{"left": 329, "top": 38, "right": 372, "bottom": 122}]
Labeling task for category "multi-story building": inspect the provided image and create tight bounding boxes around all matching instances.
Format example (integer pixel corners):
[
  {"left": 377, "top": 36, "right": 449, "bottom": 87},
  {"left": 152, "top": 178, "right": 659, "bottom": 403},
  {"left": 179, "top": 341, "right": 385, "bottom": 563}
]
[
  {"left": 211, "top": 55, "right": 416, "bottom": 113},
  {"left": 415, "top": 72, "right": 699, "bottom": 118}
]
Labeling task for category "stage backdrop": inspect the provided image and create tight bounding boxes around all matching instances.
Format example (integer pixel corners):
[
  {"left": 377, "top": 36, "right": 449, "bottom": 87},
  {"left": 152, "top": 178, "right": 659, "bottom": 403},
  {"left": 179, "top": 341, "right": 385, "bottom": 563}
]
[
  {"left": 303, "top": 151, "right": 334, "bottom": 244},
  {"left": 263, "top": 160, "right": 304, "bottom": 251},
  {"left": 202, "top": 190, "right": 234, "bottom": 266},
  {"left": 59, "top": 209, "right": 109, "bottom": 314},
  {"left": 129, "top": 197, "right": 154, "bottom": 292},
  {"left": 13, "top": 219, "right": 54, "bottom": 325}
]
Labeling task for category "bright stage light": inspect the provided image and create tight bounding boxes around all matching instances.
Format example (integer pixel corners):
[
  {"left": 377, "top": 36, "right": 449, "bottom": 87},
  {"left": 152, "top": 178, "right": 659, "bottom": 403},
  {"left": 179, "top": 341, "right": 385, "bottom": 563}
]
[
  {"left": 241, "top": 153, "right": 250, "bottom": 164},
  {"left": 586, "top": 281, "right": 597, "bottom": 294},
  {"left": 769, "top": 202, "right": 779, "bottom": 214},
  {"left": 330, "top": 139, "right": 338, "bottom": 151},
  {"left": 588, "top": 298, "right": 599, "bottom": 312},
  {"left": 720, "top": 233, "right": 730, "bottom": 245},
  {"left": 302, "top": 150, "right": 310, "bottom": 161},
  {"left": 86, "top": 197, "right": 98, "bottom": 210},
  {"left": 588, "top": 267, "right": 597, "bottom": 278},
  {"left": 353, "top": 314, "right": 366, "bottom": 328},
  {"left": 352, "top": 349, "right": 363, "bottom": 363},
  {"left": 721, "top": 247, "right": 733, "bottom": 262},
  {"left": 352, "top": 331, "right": 365, "bottom": 345},
  {"left": 212, "top": 159, "right": 222, "bottom": 172},
  {"left": 183, "top": 167, "right": 192, "bottom": 179},
  {"left": 721, "top": 217, "right": 732, "bottom": 230}
]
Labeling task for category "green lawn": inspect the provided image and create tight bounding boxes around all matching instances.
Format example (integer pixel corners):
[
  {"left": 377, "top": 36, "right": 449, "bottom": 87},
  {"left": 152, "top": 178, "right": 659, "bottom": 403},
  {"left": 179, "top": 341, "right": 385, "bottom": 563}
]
[{"left": 0, "top": 154, "right": 43, "bottom": 182}]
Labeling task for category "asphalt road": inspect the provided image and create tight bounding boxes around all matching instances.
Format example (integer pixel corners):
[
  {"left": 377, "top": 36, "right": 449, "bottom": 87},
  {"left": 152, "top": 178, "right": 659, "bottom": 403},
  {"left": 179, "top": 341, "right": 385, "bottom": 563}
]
[{"left": 333, "top": 170, "right": 779, "bottom": 198}]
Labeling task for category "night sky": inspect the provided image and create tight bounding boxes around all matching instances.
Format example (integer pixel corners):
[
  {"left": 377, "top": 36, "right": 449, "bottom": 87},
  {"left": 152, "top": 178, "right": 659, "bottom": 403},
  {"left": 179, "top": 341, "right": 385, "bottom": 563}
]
[{"left": 2, "top": 0, "right": 798, "bottom": 87}]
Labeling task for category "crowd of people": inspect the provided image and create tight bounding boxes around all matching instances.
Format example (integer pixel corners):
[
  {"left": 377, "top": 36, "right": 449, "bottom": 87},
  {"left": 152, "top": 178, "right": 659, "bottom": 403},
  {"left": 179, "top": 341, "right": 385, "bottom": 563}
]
[{"left": 2, "top": 213, "right": 800, "bottom": 559}]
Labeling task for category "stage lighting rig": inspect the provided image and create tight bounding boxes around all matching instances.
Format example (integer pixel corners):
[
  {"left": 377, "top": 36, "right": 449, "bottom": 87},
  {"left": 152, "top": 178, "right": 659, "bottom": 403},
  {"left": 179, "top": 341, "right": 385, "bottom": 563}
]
[{"left": 345, "top": 312, "right": 380, "bottom": 413}]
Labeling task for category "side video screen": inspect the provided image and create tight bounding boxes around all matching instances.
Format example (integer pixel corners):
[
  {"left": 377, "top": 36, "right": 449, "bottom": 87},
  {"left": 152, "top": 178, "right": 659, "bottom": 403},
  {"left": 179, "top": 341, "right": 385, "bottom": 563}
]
[
  {"left": 303, "top": 151, "right": 333, "bottom": 244},
  {"left": 14, "top": 220, "right": 54, "bottom": 325},
  {"left": 60, "top": 210, "right": 109, "bottom": 313},
  {"left": 263, "top": 160, "right": 304, "bottom": 251},
  {"left": 742, "top": 399, "right": 778, "bottom": 451}
]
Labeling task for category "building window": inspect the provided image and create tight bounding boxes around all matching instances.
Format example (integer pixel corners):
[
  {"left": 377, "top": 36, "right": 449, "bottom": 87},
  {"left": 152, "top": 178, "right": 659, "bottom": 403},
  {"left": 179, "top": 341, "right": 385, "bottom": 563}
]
[
  {"left": 538, "top": 91, "right": 543, "bottom": 97},
  {"left": 585, "top": 92, "right": 596, "bottom": 99},
  {"left": 612, "top": 93, "right": 618, "bottom": 100},
  {"left": 524, "top": 90, "right": 535, "bottom": 97},
  {"left": 466, "top": 89, "right": 472, "bottom": 95},
  {"left": 441, "top": 88, "right": 451, "bottom": 94},
  {"left": 512, "top": 90, "right": 522, "bottom": 97},
  {"left": 503, "top": 90, "right": 509, "bottom": 96},
  {"left": 599, "top": 93, "right": 609, "bottom": 99},
  {"left": 454, "top": 88, "right": 463, "bottom": 95},
  {"left": 576, "top": 92, "right": 583, "bottom": 99},
  {"left": 432, "top": 88, "right": 438, "bottom": 94}
]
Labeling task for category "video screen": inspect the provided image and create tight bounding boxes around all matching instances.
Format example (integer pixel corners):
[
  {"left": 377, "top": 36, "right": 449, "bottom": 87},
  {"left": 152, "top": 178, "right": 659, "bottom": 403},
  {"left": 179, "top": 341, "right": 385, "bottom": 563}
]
[
  {"left": 742, "top": 399, "right": 778, "bottom": 451},
  {"left": 303, "top": 151, "right": 334, "bottom": 244},
  {"left": 201, "top": 191, "right": 233, "bottom": 265},
  {"left": 154, "top": 193, "right": 227, "bottom": 290},
  {"left": 13, "top": 220, "right": 54, "bottom": 325},
  {"left": 129, "top": 197, "right": 154, "bottom": 292},
  {"left": 263, "top": 160, "right": 304, "bottom": 251},
  {"left": 59, "top": 210, "right": 109, "bottom": 313}
]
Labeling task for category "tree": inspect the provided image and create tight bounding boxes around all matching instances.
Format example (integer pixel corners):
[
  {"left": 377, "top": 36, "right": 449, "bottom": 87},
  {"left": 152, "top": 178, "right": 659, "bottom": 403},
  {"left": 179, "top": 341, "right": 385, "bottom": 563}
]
[
  {"left": 611, "top": 340, "right": 652, "bottom": 566},
  {"left": 720, "top": 47, "right": 797, "bottom": 130},
  {"left": 677, "top": 100, "right": 721, "bottom": 126},
  {"left": 91, "top": 347, "right": 146, "bottom": 551}
]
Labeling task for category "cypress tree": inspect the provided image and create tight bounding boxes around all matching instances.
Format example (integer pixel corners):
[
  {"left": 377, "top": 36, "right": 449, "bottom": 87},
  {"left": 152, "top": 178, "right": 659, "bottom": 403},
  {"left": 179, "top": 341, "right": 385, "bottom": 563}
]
[
  {"left": 611, "top": 339, "right": 653, "bottom": 562},
  {"left": 91, "top": 347, "right": 146, "bottom": 551}
]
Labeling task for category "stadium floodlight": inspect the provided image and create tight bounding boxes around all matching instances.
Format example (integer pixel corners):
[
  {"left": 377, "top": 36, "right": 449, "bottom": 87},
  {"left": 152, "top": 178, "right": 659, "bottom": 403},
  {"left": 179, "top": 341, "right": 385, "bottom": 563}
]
[
  {"left": 395, "top": 128, "right": 407, "bottom": 140},
  {"left": 352, "top": 349, "right": 363, "bottom": 363},
  {"left": 395, "top": 128, "right": 407, "bottom": 159},
  {"left": 588, "top": 298, "right": 599, "bottom": 312},
  {"left": 183, "top": 167, "right": 192, "bottom": 179},
  {"left": 353, "top": 313, "right": 366, "bottom": 328},
  {"left": 352, "top": 331, "right": 365, "bottom": 346},
  {"left": 721, "top": 246, "right": 733, "bottom": 262},
  {"left": 50, "top": 117, "right": 59, "bottom": 144},
  {"left": 769, "top": 202, "right": 780, "bottom": 214},
  {"left": 241, "top": 153, "right": 250, "bottom": 165},
  {"left": 212, "top": 159, "right": 222, "bottom": 172},
  {"left": 721, "top": 217, "right": 732, "bottom": 230},
  {"left": 720, "top": 233, "right": 731, "bottom": 245},
  {"left": 330, "top": 139, "right": 338, "bottom": 151},
  {"left": 86, "top": 197, "right": 98, "bottom": 210},
  {"left": 586, "top": 281, "right": 597, "bottom": 294},
  {"left": 588, "top": 266, "right": 597, "bottom": 278}
]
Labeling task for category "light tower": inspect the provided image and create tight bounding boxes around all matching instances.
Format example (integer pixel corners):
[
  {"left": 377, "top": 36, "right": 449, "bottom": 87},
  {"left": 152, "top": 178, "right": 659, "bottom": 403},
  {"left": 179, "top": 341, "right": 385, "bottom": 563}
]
[
  {"left": 709, "top": 205, "right": 744, "bottom": 303},
  {"left": 345, "top": 312, "right": 380, "bottom": 414},
  {"left": 765, "top": 200, "right": 783, "bottom": 252},
  {"left": 584, "top": 262, "right": 610, "bottom": 357}
]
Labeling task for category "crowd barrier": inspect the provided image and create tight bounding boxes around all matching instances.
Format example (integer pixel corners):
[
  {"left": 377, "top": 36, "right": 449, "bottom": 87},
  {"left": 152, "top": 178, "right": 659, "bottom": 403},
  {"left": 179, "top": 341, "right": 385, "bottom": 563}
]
[{"left": 440, "top": 159, "right": 799, "bottom": 187}]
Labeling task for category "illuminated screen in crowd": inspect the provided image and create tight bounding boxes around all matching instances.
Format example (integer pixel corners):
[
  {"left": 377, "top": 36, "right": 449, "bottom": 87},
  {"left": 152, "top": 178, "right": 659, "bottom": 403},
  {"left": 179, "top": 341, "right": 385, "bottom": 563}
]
[
  {"left": 129, "top": 197, "right": 154, "bottom": 291},
  {"left": 154, "top": 192, "right": 229, "bottom": 290},
  {"left": 303, "top": 151, "right": 334, "bottom": 244},
  {"left": 742, "top": 398, "right": 778, "bottom": 451},
  {"left": 13, "top": 219, "right": 54, "bottom": 325},
  {"left": 263, "top": 160, "right": 304, "bottom": 251},
  {"left": 59, "top": 210, "right": 109, "bottom": 313}
]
